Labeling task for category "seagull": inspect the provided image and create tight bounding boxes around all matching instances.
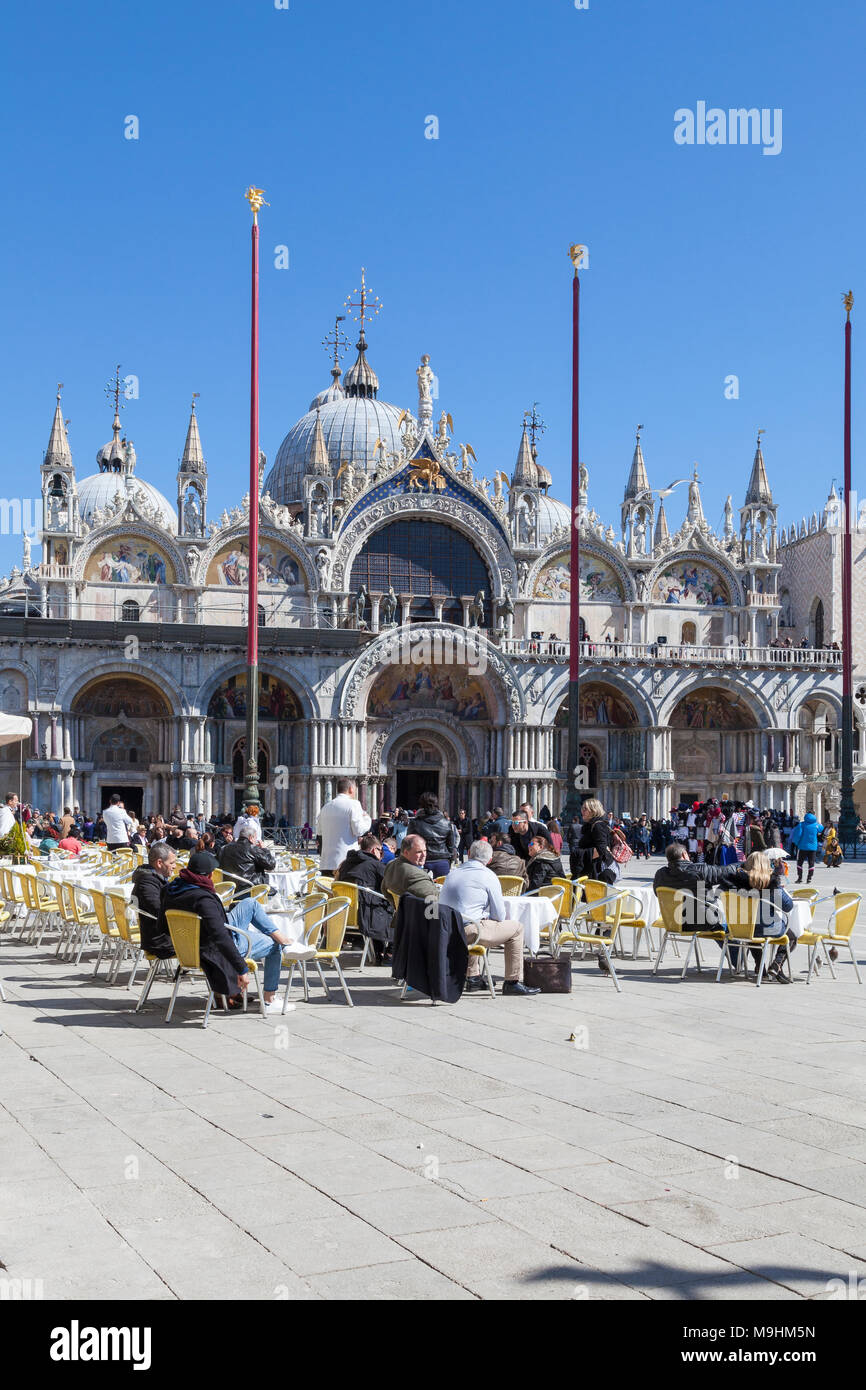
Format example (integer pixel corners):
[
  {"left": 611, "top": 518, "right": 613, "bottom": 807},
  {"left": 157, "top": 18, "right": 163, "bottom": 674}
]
[{"left": 655, "top": 479, "right": 689, "bottom": 500}]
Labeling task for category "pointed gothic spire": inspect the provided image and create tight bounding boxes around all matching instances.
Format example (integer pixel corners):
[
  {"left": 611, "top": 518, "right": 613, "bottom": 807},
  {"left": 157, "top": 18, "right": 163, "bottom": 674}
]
[
  {"left": 654, "top": 498, "right": 669, "bottom": 547},
  {"left": 180, "top": 394, "right": 206, "bottom": 471},
  {"left": 624, "top": 425, "right": 650, "bottom": 500},
  {"left": 512, "top": 422, "right": 538, "bottom": 487},
  {"left": 745, "top": 429, "right": 773, "bottom": 505},
  {"left": 309, "top": 407, "right": 330, "bottom": 475},
  {"left": 44, "top": 383, "right": 72, "bottom": 468}
]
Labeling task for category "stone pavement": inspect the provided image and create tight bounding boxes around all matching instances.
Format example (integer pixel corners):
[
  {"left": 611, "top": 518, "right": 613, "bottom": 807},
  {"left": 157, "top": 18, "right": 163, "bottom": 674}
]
[{"left": 2, "top": 857, "right": 866, "bottom": 1302}]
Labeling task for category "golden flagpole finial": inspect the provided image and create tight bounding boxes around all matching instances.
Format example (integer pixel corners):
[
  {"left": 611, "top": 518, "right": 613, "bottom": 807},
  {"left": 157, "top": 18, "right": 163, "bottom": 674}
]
[
  {"left": 245, "top": 186, "right": 269, "bottom": 222},
  {"left": 843, "top": 290, "right": 854, "bottom": 320},
  {"left": 568, "top": 244, "right": 588, "bottom": 276}
]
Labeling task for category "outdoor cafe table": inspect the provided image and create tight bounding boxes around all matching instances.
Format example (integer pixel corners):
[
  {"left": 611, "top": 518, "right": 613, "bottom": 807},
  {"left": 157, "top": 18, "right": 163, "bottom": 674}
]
[
  {"left": 267, "top": 869, "right": 307, "bottom": 899},
  {"left": 507, "top": 894, "right": 558, "bottom": 955}
]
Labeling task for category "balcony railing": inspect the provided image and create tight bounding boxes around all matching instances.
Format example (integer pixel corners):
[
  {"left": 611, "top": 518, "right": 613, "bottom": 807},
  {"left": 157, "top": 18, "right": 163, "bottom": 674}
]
[{"left": 500, "top": 639, "right": 842, "bottom": 669}]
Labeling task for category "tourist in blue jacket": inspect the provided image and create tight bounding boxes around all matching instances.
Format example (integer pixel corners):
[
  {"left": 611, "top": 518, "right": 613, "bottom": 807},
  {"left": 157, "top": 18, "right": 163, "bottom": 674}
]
[{"left": 791, "top": 811, "right": 824, "bottom": 884}]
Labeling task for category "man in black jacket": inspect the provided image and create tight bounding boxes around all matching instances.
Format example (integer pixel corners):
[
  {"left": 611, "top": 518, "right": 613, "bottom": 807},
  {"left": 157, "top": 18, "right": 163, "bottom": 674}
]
[
  {"left": 131, "top": 841, "right": 176, "bottom": 957},
  {"left": 407, "top": 792, "right": 457, "bottom": 876},
  {"left": 653, "top": 843, "right": 740, "bottom": 927},
  {"left": 217, "top": 825, "right": 276, "bottom": 898},
  {"left": 335, "top": 832, "right": 393, "bottom": 962},
  {"left": 509, "top": 813, "right": 552, "bottom": 863}
]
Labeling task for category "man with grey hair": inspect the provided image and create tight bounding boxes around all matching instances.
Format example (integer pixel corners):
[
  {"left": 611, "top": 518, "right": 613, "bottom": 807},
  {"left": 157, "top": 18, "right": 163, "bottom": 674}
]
[
  {"left": 382, "top": 834, "right": 439, "bottom": 903},
  {"left": 439, "top": 841, "right": 539, "bottom": 995},
  {"left": 218, "top": 821, "right": 276, "bottom": 898}
]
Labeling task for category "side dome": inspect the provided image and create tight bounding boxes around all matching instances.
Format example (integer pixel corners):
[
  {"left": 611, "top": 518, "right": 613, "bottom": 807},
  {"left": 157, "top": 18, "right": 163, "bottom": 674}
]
[
  {"left": 76, "top": 471, "right": 176, "bottom": 531},
  {"left": 536, "top": 493, "right": 571, "bottom": 543}
]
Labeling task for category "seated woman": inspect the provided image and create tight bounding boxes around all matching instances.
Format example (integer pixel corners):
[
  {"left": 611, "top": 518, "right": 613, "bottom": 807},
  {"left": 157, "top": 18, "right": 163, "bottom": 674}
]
[
  {"left": 335, "top": 832, "right": 394, "bottom": 963},
  {"left": 724, "top": 850, "right": 795, "bottom": 982},
  {"left": 823, "top": 825, "right": 843, "bottom": 869}
]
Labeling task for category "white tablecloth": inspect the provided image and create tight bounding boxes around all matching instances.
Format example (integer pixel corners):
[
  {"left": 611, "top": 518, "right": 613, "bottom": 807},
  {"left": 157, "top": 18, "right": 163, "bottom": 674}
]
[
  {"left": 506, "top": 895, "right": 558, "bottom": 954},
  {"left": 784, "top": 900, "right": 812, "bottom": 941},
  {"left": 267, "top": 869, "right": 307, "bottom": 899},
  {"left": 617, "top": 883, "right": 661, "bottom": 926}
]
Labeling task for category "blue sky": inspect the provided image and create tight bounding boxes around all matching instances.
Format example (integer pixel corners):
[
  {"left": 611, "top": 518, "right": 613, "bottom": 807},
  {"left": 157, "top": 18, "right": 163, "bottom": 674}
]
[{"left": 1, "top": 0, "right": 863, "bottom": 575}]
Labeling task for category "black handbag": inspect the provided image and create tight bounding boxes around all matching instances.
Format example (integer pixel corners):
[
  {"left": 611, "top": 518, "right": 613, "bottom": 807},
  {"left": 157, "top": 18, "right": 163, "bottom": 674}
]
[{"left": 523, "top": 957, "right": 572, "bottom": 993}]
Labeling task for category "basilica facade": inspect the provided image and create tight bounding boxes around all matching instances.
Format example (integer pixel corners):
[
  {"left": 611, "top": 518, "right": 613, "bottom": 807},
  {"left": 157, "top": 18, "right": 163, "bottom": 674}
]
[{"left": 0, "top": 318, "right": 859, "bottom": 823}]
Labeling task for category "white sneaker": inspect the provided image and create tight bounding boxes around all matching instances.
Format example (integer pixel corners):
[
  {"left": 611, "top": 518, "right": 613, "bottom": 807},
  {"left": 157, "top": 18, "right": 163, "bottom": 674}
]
[{"left": 263, "top": 997, "right": 295, "bottom": 1013}]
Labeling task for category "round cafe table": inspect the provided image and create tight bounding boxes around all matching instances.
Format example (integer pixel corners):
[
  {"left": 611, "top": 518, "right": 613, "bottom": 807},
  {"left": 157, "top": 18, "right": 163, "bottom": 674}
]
[
  {"left": 267, "top": 869, "right": 307, "bottom": 900},
  {"left": 506, "top": 895, "right": 558, "bottom": 954}
]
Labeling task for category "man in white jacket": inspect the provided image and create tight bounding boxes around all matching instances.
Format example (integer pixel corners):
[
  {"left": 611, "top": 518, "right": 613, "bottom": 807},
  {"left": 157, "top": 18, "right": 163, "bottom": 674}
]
[{"left": 316, "top": 778, "right": 371, "bottom": 875}]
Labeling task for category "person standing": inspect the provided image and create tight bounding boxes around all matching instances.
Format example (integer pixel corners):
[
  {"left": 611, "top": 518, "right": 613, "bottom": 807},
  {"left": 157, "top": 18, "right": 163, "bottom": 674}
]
[
  {"left": 233, "top": 800, "right": 262, "bottom": 840},
  {"left": 407, "top": 792, "right": 457, "bottom": 878},
  {"left": 792, "top": 811, "right": 824, "bottom": 884},
  {"left": 316, "top": 778, "right": 372, "bottom": 876},
  {"left": 0, "top": 792, "right": 19, "bottom": 840},
  {"left": 569, "top": 798, "right": 617, "bottom": 884},
  {"left": 102, "top": 794, "right": 133, "bottom": 851}
]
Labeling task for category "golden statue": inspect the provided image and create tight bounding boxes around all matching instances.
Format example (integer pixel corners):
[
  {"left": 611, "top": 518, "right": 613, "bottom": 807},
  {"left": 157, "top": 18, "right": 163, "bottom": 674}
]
[
  {"left": 568, "top": 243, "right": 588, "bottom": 274},
  {"left": 844, "top": 290, "right": 854, "bottom": 319},
  {"left": 407, "top": 456, "right": 446, "bottom": 492},
  {"left": 245, "top": 186, "right": 269, "bottom": 219}
]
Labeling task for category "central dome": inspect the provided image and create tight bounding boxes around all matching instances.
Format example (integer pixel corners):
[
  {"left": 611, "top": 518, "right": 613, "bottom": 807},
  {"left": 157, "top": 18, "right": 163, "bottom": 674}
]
[{"left": 264, "top": 334, "right": 405, "bottom": 506}]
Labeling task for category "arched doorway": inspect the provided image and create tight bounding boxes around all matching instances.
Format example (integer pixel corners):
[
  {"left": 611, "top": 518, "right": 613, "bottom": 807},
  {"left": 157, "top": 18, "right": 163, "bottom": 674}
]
[
  {"left": 670, "top": 686, "right": 758, "bottom": 803},
  {"left": 72, "top": 675, "right": 173, "bottom": 817},
  {"left": 555, "top": 684, "right": 641, "bottom": 814},
  {"left": 392, "top": 736, "right": 443, "bottom": 811},
  {"left": 207, "top": 671, "right": 302, "bottom": 816}
]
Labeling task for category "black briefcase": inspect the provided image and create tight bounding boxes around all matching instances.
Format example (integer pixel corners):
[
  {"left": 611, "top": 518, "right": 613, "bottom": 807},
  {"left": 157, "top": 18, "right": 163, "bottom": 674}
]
[{"left": 523, "top": 956, "right": 572, "bottom": 993}]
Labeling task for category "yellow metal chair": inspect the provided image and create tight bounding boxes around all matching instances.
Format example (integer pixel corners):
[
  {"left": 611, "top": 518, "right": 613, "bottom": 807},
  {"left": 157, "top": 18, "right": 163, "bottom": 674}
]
[
  {"left": 329, "top": 879, "right": 392, "bottom": 970},
  {"left": 69, "top": 883, "right": 101, "bottom": 965},
  {"left": 213, "top": 881, "right": 236, "bottom": 908},
  {"left": 211, "top": 867, "right": 224, "bottom": 885},
  {"left": 522, "top": 883, "right": 566, "bottom": 955},
  {"left": 653, "top": 886, "right": 727, "bottom": 979},
  {"left": 609, "top": 887, "right": 656, "bottom": 961},
  {"left": 90, "top": 889, "right": 124, "bottom": 978},
  {"left": 716, "top": 891, "right": 790, "bottom": 986},
  {"left": 496, "top": 874, "right": 525, "bottom": 897},
  {"left": 800, "top": 891, "right": 862, "bottom": 984},
  {"left": 20, "top": 873, "right": 59, "bottom": 945},
  {"left": 556, "top": 890, "right": 626, "bottom": 991},
  {"left": 164, "top": 909, "right": 264, "bottom": 1027},
  {"left": 106, "top": 888, "right": 150, "bottom": 987},
  {"left": 282, "top": 894, "right": 354, "bottom": 1009},
  {"left": 386, "top": 888, "right": 400, "bottom": 914}
]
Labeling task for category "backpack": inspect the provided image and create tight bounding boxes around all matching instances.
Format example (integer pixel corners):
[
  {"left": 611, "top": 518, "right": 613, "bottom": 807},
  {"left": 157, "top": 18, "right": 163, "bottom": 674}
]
[{"left": 610, "top": 825, "right": 633, "bottom": 865}]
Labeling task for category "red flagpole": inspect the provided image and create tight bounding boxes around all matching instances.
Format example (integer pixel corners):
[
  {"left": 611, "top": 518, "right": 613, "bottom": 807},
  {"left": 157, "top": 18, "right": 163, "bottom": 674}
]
[
  {"left": 839, "top": 292, "right": 857, "bottom": 850},
  {"left": 564, "top": 246, "right": 584, "bottom": 820},
  {"left": 243, "top": 187, "right": 266, "bottom": 808}
]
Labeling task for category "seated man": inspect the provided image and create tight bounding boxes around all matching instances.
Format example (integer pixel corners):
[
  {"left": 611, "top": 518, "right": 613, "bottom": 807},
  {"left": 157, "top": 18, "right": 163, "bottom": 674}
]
[
  {"left": 509, "top": 812, "right": 552, "bottom": 863},
  {"left": 653, "top": 842, "right": 738, "bottom": 929},
  {"left": 487, "top": 831, "right": 528, "bottom": 887},
  {"left": 438, "top": 840, "right": 540, "bottom": 996},
  {"left": 525, "top": 835, "right": 561, "bottom": 892},
  {"left": 159, "top": 850, "right": 313, "bottom": 1013},
  {"left": 335, "top": 832, "right": 394, "bottom": 963},
  {"left": 382, "top": 834, "right": 440, "bottom": 905},
  {"left": 131, "top": 840, "right": 177, "bottom": 957},
  {"left": 218, "top": 824, "right": 277, "bottom": 899}
]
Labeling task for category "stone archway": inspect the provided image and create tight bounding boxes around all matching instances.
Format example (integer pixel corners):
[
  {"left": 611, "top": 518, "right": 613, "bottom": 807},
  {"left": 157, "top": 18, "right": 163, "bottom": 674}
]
[{"left": 669, "top": 685, "right": 759, "bottom": 803}]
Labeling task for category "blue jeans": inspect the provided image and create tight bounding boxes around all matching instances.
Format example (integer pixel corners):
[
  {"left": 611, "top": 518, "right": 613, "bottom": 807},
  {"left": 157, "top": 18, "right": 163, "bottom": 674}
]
[{"left": 229, "top": 899, "right": 283, "bottom": 993}]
